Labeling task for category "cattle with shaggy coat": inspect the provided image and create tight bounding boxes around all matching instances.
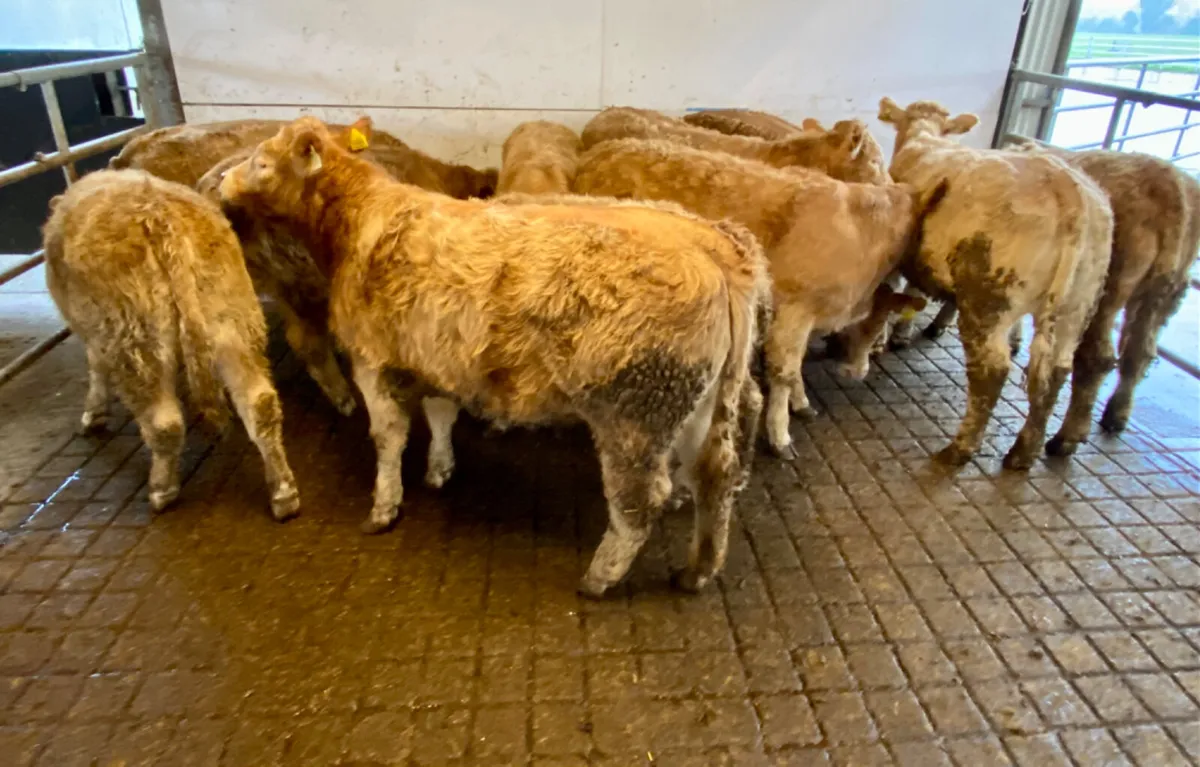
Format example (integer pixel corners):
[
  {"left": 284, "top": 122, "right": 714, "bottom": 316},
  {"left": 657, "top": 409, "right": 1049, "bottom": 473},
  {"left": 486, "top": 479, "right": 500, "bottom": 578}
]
[
  {"left": 497, "top": 120, "right": 583, "bottom": 195},
  {"left": 43, "top": 169, "right": 299, "bottom": 519},
  {"left": 878, "top": 97, "right": 1114, "bottom": 470},
  {"left": 219, "top": 117, "right": 771, "bottom": 597},
  {"left": 1006, "top": 137, "right": 1200, "bottom": 450},
  {"left": 574, "top": 138, "right": 939, "bottom": 456}
]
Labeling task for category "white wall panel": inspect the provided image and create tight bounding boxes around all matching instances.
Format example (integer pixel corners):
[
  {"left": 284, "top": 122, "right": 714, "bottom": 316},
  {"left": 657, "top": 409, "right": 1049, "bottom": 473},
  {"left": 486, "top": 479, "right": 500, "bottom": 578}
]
[
  {"left": 164, "top": 0, "right": 603, "bottom": 110},
  {"left": 164, "top": 0, "right": 1024, "bottom": 160},
  {"left": 183, "top": 104, "right": 594, "bottom": 168},
  {"left": 603, "top": 0, "right": 1023, "bottom": 151}
]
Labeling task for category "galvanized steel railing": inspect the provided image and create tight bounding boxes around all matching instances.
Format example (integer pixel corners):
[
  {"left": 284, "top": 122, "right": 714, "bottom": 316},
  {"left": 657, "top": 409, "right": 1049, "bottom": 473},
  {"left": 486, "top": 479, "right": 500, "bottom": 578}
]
[
  {"left": 1001, "top": 64, "right": 1200, "bottom": 164},
  {"left": 0, "top": 51, "right": 158, "bottom": 387}
]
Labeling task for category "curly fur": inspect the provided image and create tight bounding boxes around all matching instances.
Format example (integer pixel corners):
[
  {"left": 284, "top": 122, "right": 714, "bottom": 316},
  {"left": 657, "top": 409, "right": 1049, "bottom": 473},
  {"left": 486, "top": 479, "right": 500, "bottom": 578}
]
[{"left": 42, "top": 169, "right": 299, "bottom": 518}]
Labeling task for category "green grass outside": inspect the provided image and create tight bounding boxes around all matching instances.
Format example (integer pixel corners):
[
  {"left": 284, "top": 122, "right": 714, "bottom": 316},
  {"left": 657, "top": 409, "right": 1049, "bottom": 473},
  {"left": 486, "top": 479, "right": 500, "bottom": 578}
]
[{"left": 1069, "top": 32, "right": 1200, "bottom": 74}]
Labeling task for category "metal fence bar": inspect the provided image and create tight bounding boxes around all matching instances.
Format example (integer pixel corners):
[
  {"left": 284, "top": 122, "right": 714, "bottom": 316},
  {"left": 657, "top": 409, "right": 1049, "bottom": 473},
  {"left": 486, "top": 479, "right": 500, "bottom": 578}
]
[
  {"left": 1102, "top": 98, "right": 1126, "bottom": 149},
  {"left": 0, "top": 251, "right": 44, "bottom": 288},
  {"left": 1054, "top": 100, "right": 1120, "bottom": 115},
  {"left": 0, "top": 50, "right": 155, "bottom": 388},
  {"left": 39, "top": 81, "right": 77, "bottom": 183},
  {"left": 0, "top": 125, "right": 149, "bottom": 190},
  {"left": 1067, "top": 54, "right": 1200, "bottom": 69},
  {"left": 1158, "top": 346, "right": 1200, "bottom": 381},
  {"left": 0, "top": 52, "right": 144, "bottom": 90},
  {"left": 0, "top": 328, "right": 72, "bottom": 388},
  {"left": 1120, "top": 120, "right": 1200, "bottom": 145},
  {"left": 1010, "top": 69, "right": 1200, "bottom": 111}
]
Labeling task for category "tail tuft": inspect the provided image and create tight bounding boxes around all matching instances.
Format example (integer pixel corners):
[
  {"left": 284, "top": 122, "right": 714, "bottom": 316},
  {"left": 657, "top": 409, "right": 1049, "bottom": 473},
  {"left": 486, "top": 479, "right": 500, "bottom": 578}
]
[{"left": 144, "top": 219, "right": 231, "bottom": 429}]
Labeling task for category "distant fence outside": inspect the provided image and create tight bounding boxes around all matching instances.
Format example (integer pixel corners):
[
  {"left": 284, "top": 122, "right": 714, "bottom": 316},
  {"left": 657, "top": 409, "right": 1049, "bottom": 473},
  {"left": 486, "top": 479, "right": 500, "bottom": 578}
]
[{"left": 1070, "top": 33, "right": 1200, "bottom": 74}]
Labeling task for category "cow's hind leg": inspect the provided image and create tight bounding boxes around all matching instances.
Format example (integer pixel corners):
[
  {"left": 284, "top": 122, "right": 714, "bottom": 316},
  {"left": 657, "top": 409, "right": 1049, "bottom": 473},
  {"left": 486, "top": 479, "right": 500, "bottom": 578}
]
[
  {"left": 1004, "top": 314, "right": 1073, "bottom": 470},
  {"left": 216, "top": 341, "right": 300, "bottom": 520},
  {"left": 107, "top": 335, "right": 185, "bottom": 511},
  {"left": 353, "top": 362, "right": 412, "bottom": 534},
  {"left": 937, "top": 314, "right": 1012, "bottom": 467},
  {"left": 138, "top": 394, "right": 186, "bottom": 512},
  {"left": 672, "top": 380, "right": 758, "bottom": 593},
  {"left": 80, "top": 344, "right": 111, "bottom": 433},
  {"left": 579, "top": 424, "right": 674, "bottom": 599},
  {"left": 278, "top": 302, "right": 357, "bottom": 416},
  {"left": 1101, "top": 283, "right": 1186, "bottom": 434},
  {"left": 765, "top": 304, "right": 815, "bottom": 458},
  {"left": 921, "top": 299, "right": 958, "bottom": 341},
  {"left": 1047, "top": 293, "right": 1123, "bottom": 456},
  {"left": 117, "top": 376, "right": 185, "bottom": 512},
  {"left": 421, "top": 396, "right": 459, "bottom": 489}
]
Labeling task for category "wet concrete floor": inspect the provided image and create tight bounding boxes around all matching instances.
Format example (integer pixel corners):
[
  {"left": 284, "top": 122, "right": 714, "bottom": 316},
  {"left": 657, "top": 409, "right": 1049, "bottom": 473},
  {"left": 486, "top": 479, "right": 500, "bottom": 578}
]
[{"left": 1, "top": 295, "right": 1199, "bottom": 766}]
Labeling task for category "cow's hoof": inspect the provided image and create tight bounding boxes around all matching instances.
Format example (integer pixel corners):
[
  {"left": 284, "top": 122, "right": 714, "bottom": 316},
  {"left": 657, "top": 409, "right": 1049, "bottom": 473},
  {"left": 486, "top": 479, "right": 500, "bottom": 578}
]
[
  {"left": 934, "top": 443, "right": 972, "bottom": 467},
  {"left": 922, "top": 323, "right": 946, "bottom": 341},
  {"left": 424, "top": 460, "right": 455, "bottom": 490},
  {"left": 1002, "top": 448, "right": 1035, "bottom": 472},
  {"left": 577, "top": 575, "right": 610, "bottom": 600},
  {"left": 1044, "top": 434, "right": 1079, "bottom": 458},
  {"left": 360, "top": 512, "right": 397, "bottom": 535},
  {"left": 790, "top": 405, "right": 819, "bottom": 419},
  {"left": 271, "top": 486, "right": 301, "bottom": 521},
  {"left": 670, "top": 567, "right": 709, "bottom": 594},
  {"left": 79, "top": 411, "right": 108, "bottom": 435},
  {"left": 769, "top": 441, "right": 798, "bottom": 460},
  {"left": 149, "top": 486, "right": 179, "bottom": 512},
  {"left": 1099, "top": 407, "right": 1129, "bottom": 434}
]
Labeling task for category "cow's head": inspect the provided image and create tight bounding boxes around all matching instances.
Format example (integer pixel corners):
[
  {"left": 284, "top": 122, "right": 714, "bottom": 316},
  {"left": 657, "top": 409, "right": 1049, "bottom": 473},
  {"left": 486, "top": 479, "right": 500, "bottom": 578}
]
[
  {"left": 218, "top": 115, "right": 373, "bottom": 216},
  {"left": 878, "top": 97, "right": 978, "bottom": 154},
  {"left": 796, "top": 118, "right": 890, "bottom": 185}
]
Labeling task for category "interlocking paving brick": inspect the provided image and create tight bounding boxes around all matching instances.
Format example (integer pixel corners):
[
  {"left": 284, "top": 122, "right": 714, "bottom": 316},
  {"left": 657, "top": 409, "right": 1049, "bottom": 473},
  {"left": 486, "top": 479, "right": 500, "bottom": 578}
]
[{"left": 0, "top": 321, "right": 1195, "bottom": 764}]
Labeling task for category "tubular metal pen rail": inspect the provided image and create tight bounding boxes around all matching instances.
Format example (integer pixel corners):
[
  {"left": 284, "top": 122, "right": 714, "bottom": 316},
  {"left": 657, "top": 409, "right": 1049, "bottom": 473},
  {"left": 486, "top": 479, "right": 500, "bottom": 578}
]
[
  {"left": 0, "top": 51, "right": 159, "bottom": 388},
  {"left": 997, "top": 61, "right": 1200, "bottom": 382}
]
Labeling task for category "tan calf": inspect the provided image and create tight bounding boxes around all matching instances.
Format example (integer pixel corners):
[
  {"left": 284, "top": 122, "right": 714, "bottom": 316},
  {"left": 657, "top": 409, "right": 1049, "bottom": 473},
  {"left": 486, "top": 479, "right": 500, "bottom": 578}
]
[
  {"left": 581, "top": 107, "right": 890, "bottom": 185},
  {"left": 115, "top": 117, "right": 497, "bottom": 423},
  {"left": 111, "top": 118, "right": 499, "bottom": 199},
  {"left": 219, "top": 117, "right": 770, "bottom": 597},
  {"left": 42, "top": 169, "right": 299, "bottom": 519},
  {"left": 1006, "top": 138, "right": 1200, "bottom": 450},
  {"left": 574, "top": 138, "right": 938, "bottom": 457},
  {"left": 682, "top": 109, "right": 804, "bottom": 140},
  {"left": 879, "top": 97, "right": 1114, "bottom": 471},
  {"left": 497, "top": 121, "right": 582, "bottom": 195},
  {"left": 196, "top": 122, "right": 463, "bottom": 489}
]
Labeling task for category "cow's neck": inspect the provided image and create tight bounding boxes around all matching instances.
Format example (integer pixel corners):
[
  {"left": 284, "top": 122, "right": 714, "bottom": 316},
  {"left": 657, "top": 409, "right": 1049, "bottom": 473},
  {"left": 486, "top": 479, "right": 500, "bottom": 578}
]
[
  {"left": 889, "top": 124, "right": 945, "bottom": 183},
  {"left": 305, "top": 161, "right": 391, "bottom": 275}
]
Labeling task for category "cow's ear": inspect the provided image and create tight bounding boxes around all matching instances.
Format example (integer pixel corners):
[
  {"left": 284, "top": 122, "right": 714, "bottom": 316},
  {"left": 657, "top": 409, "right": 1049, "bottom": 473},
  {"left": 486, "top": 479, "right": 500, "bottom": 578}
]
[
  {"left": 945, "top": 113, "right": 979, "bottom": 135},
  {"left": 290, "top": 129, "right": 326, "bottom": 176},
  {"left": 834, "top": 121, "right": 867, "bottom": 160},
  {"left": 801, "top": 117, "right": 826, "bottom": 131},
  {"left": 347, "top": 116, "right": 373, "bottom": 151},
  {"left": 878, "top": 96, "right": 904, "bottom": 124}
]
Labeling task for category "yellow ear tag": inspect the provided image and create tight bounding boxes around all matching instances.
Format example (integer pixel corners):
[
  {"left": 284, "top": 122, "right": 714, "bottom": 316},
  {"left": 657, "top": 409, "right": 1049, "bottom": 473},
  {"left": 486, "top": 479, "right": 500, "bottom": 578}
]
[
  {"left": 899, "top": 306, "right": 919, "bottom": 321},
  {"left": 348, "top": 128, "right": 369, "bottom": 152}
]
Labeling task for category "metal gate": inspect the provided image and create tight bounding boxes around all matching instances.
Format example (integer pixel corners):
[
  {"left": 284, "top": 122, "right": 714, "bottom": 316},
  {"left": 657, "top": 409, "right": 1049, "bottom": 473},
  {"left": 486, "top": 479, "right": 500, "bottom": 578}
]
[{"left": 0, "top": 52, "right": 161, "bottom": 387}]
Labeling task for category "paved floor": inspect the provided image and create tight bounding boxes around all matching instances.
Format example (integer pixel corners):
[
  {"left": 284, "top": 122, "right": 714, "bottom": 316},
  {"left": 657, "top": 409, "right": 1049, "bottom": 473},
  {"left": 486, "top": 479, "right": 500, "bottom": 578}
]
[{"left": 1, "top": 306, "right": 1199, "bottom": 767}]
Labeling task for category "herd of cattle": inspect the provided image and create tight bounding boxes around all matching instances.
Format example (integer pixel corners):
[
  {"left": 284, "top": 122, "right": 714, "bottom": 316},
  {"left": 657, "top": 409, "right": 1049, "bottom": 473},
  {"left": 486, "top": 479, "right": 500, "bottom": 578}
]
[{"left": 37, "top": 98, "right": 1200, "bottom": 596}]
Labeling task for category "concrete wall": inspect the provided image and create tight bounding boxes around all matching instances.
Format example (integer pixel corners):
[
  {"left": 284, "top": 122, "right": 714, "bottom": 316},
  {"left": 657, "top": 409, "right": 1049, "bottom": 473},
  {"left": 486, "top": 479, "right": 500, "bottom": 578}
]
[
  {"left": 2, "top": 0, "right": 141, "bottom": 51},
  {"left": 161, "top": 0, "right": 1026, "bottom": 167}
]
